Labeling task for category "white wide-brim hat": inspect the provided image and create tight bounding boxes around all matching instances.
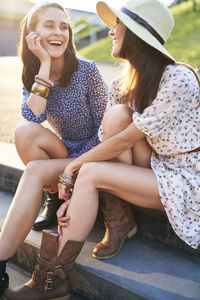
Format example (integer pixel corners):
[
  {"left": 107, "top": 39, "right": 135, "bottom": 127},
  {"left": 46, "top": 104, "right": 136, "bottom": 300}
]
[{"left": 96, "top": 0, "right": 175, "bottom": 62}]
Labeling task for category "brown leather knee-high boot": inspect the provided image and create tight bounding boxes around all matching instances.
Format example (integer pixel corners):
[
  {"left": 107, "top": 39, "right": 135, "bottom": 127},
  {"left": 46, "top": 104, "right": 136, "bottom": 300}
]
[
  {"left": 4, "top": 230, "right": 84, "bottom": 300},
  {"left": 92, "top": 193, "right": 137, "bottom": 260}
]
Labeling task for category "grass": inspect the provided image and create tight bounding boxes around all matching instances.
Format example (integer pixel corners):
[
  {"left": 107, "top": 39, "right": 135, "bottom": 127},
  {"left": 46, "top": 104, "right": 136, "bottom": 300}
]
[
  {"left": 165, "top": 1, "right": 200, "bottom": 65},
  {"left": 79, "top": 35, "right": 116, "bottom": 63},
  {"left": 79, "top": 1, "right": 200, "bottom": 66}
]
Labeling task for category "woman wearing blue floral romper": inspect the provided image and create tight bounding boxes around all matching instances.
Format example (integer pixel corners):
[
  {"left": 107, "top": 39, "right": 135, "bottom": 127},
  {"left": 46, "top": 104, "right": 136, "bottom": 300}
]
[{"left": 14, "top": 2, "right": 108, "bottom": 231}]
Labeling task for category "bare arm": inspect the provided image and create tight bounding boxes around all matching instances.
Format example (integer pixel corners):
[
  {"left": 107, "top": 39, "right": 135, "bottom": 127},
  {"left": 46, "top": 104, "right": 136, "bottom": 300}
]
[
  {"left": 64, "top": 122, "right": 145, "bottom": 177},
  {"left": 25, "top": 32, "right": 51, "bottom": 116}
]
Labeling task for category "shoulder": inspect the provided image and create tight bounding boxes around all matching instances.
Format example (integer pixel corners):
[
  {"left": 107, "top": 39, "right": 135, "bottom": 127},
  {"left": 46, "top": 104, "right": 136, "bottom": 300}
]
[
  {"left": 161, "top": 63, "right": 198, "bottom": 86},
  {"left": 110, "top": 75, "right": 121, "bottom": 91},
  {"left": 77, "top": 56, "right": 97, "bottom": 71}
]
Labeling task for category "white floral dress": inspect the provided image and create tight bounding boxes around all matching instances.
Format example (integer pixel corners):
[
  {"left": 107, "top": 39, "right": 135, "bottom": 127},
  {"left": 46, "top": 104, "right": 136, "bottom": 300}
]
[{"left": 100, "top": 64, "right": 200, "bottom": 249}]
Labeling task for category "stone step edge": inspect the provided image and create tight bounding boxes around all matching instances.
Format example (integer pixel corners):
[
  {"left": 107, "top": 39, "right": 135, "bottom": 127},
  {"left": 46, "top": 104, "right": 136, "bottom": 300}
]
[{"left": 0, "top": 164, "right": 23, "bottom": 194}]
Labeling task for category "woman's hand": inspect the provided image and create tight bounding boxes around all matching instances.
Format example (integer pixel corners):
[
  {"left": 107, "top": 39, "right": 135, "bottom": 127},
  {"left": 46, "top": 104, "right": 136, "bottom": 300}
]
[
  {"left": 57, "top": 182, "right": 72, "bottom": 201},
  {"left": 63, "top": 159, "right": 81, "bottom": 178},
  {"left": 57, "top": 200, "right": 71, "bottom": 235},
  {"left": 26, "top": 32, "right": 50, "bottom": 63}
]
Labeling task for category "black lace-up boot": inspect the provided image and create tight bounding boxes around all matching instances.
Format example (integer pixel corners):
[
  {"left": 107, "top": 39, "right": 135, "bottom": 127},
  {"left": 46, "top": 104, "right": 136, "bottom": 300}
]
[{"left": 33, "top": 192, "right": 64, "bottom": 231}]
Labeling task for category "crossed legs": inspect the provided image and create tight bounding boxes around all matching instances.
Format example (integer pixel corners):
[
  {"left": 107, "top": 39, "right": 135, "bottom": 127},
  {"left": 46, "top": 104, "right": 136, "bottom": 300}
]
[
  {"left": 0, "top": 104, "right": 163, "bottom": 262},
  {"left": 58, "top": 105, "right": 163, "bottom": 254}
]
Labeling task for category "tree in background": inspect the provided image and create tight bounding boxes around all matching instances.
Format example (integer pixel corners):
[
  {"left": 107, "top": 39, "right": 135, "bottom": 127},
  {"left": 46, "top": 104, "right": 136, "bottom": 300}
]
[{"left": 191, "top": 0, "right": 197, "bottom": 11}]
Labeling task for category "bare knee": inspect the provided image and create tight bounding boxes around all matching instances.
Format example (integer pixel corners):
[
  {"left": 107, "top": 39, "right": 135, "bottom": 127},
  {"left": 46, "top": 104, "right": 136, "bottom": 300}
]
[
  {"left": 23, "top": 160, "right": 41, "bottom": 181},
  {"left": 102, "top": 104, "right": 133, "bottom": 138},
  {"left": 24, "top": 160, "right": 46, "bottom": 184},
  {"left": 15, "top": 120, "right": 43, "bottom": 147},
  {"left": 77, "top": 162, "right": 100, "bottom": 187}
]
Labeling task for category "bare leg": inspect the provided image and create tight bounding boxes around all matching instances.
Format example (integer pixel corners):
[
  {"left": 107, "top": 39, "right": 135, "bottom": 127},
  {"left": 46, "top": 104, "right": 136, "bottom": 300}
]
[
  {"left": 58, "top": 105, "right": 153, "bottom": 254},
  {"left": 57, "top": 161, "right": 163, "bottom": 256},
  {"left": 102, "top": 104, "right": 152, "bottom": 166},
  {"left": 15, "top": 120, "right": 68, "bottom": 165},
  {"left": 0, "top": 158, "right": 73, "bottom": 260},
  {"left": 59, "top": 105, "right": 138, "bottom": 253},
  {"left": 0, "top": 159, "right": 162, "bottom": 260},
  {"left": 0, "top": 108, "right": 156, "bottom": 259},
  {"left": 15, "top": 121, "right": 68, "bottom": 229},
  {"left": 102, "top": 104, "right": 134, "bottom": 164},
  {"left": 90, "top": 162, "right": 162, "bottom": 209},
  {"left": 58, "top": 165, "right": 99, "bottom": 256}
]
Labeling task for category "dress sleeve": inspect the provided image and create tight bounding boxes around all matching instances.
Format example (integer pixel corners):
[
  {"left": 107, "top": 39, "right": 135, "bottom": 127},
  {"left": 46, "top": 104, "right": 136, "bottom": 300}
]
[
  {"left": 106, "top": 77, "right": 121, "bottom": 110},
  {"left": 87, "top": 61, "right": 109, "bottom": 133},
  {"left": 21, "top": 86, "right": 47, "bottom": 123},
  {"left": 133, "top": 65, "right": 199, "bottom": 138}
]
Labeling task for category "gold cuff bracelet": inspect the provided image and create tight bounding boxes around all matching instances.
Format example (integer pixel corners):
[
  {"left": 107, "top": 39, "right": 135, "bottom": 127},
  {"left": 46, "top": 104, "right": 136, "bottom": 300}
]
[{"left": 31, "top": 82, "right": 50, "bottom": 99}]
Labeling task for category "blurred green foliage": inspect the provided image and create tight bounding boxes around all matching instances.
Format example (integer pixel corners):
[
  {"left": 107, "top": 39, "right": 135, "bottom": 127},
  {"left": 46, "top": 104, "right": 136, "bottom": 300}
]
[{"left": 78, "top": 0, "right": 200, "bottom": 66}]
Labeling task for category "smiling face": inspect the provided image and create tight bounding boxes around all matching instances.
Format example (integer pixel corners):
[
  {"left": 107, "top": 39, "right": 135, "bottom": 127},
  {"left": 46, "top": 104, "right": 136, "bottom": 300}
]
[
  {"left": 109, "top": 18, "right": 126, "bottom": 58},
  {"left": 34, "top": 7, "right": 69, "bottom": 59}
]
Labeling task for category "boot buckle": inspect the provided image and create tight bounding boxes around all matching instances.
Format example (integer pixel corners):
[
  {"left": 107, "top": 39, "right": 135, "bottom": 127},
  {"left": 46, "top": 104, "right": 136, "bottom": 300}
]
[
  {"left": 55, "top": 265, "right": 66, "bottom": 280},
  {"left": 55, "top": 265, "right": 62, "bottom": 273},
  {"left": 45, "top": 272, "right": 54, "bottom": 292}
]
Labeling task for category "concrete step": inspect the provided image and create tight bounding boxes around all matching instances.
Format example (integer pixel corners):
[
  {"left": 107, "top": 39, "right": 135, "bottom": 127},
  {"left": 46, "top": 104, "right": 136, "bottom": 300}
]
[
  {"left": 130, "top": 206, "right": 198, "bottom": 257},
  {"left": 1, "top": 189, "right": 200, "bottom": 300},
  {"left": 0, "top": 141, "right": 24, "bottom": 194}
]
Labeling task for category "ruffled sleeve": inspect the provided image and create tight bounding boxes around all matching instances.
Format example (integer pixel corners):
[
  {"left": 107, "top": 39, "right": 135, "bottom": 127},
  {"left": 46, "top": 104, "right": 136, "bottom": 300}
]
[
  {"left": 106, "top": 77, "right": 121, "bottom": 110},
  {"left": 133, "top": 65, "right": 200, "bottom": 139}
]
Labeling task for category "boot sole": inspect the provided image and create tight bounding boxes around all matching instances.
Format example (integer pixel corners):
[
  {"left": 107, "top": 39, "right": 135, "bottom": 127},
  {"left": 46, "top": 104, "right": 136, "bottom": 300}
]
[
  {"left": 2, "top": 295, "right": 70, "bottom": 300},
  {"left": 92, "top": 225, "right": 138, "bottom": 260},
  {"left": 51, "top": 295, "right": 71, "bottom": 300}
]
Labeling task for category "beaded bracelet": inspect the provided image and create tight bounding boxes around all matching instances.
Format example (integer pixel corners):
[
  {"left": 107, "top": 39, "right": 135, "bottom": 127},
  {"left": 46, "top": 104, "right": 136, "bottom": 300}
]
[
  {"left": 35, "top": 78, "right": 51, "bottom": 88},
  {"left": 60, "top": 173, "right": 75, "bottom": 184},
  {"left": 58, "top": 177, "right": 73, "bottom": 188},
  {"left": 59, "top": 173, "right": 75, "bottom": 188},
  {"left": 35, "top": 75, "right": 54, "bottom": 87}
]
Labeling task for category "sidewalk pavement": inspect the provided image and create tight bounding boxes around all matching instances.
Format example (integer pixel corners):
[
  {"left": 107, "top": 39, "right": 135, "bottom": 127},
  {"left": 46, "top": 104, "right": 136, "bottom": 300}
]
[
  {"left": 0, "top": 141, "right": 24, "bottom": 170},
  {"left": 96, "top": 61, "right": 121, "bottom": 87}
]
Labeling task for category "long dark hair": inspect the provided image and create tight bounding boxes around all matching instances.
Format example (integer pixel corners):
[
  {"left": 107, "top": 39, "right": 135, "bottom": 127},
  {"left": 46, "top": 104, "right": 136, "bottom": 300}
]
[
  {"left": 119, "top": 28, "right": 174, "bottom": 113},
  {"left": 18, "top": 3, "right": 78, "bottom": 92}
]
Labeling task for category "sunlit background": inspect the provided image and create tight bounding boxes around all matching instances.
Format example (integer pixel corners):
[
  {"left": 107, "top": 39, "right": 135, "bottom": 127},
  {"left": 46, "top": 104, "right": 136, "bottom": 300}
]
[
  {"left": 0, "top": 0, "right": 175, "bottom": 57},
  {"left": 31, "top": 0, "right": 175, "bottom": 12},
  {"left": 0, "top": 0, "right": 199, "bottom": 145}
]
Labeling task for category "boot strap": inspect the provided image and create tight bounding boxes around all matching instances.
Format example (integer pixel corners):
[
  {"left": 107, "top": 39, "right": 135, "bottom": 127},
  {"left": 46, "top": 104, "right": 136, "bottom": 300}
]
[
  {"left": 33, "top": 266, "right": 65, "bottom": 293},
  {"left": 38, "top": 255, "right": 72, "bottom": 271},
  {"left": 33, "top": 256, "right": 71, "bottom": 293}
]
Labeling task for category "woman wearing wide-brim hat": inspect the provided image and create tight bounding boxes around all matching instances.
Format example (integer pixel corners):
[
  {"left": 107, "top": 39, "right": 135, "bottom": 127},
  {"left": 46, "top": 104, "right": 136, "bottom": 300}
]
[{"left": 1, "top": 0, "right": 200, "bottom": 299}]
